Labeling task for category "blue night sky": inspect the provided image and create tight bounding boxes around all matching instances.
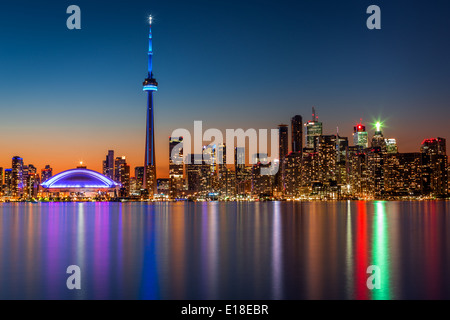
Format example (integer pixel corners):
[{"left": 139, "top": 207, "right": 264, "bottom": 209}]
[{"left": 1, "top": 0, "right": 450, "bottom": 176}]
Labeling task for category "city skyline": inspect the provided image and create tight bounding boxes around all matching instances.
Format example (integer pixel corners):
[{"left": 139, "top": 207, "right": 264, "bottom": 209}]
[
  {"left": 0, "top": 114, "right": 445, "bottom": 179},
  {"left": 1, "top": 1, "right": 450, "bottom": 178}
]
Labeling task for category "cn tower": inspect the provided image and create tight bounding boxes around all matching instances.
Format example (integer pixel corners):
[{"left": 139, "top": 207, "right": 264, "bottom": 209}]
[{"left": 143, "top": 15, "right": 158, "bottom": 196}]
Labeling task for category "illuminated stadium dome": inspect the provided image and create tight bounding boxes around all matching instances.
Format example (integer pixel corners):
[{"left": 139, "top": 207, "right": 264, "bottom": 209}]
[{"left": 41, "top": 168, "right": 120, "bottom": 193}]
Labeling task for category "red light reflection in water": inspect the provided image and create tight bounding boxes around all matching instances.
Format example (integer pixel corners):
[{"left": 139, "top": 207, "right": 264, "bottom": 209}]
[{"left": 355, "top": 201, "right": 369, "bottom": 300}]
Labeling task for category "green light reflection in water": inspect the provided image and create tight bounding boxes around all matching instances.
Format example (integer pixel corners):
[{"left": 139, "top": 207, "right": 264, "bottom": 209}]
[{"left": 371, "top": 201, "right": 391, "bottom": 300}]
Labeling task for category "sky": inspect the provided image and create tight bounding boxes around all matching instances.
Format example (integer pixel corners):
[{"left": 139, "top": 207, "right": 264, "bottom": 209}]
[{"left": 1, "top": 0, "right": 450, "bottom": 178}]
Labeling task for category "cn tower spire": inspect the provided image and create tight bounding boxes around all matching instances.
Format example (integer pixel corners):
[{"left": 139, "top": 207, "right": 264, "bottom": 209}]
[
  {"left": 143, "top": 15, "right": 158, "bottom": 197},
  {"left": 147, "top": 15, "right": 154, "bottom": 78}
]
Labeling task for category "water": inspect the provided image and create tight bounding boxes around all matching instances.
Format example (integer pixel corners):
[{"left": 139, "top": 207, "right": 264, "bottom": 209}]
[{"left": 0, "top": 201, "right": 449, "bottom": 300}]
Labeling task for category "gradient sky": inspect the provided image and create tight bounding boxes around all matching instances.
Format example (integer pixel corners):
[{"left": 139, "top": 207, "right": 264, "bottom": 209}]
[{"left": 1, "top": 0, "right": 450, "bottom": 178}]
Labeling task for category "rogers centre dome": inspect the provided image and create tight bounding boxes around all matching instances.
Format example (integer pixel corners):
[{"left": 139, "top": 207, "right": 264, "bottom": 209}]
[{"left": 41, "top": 168, "right": 121, "bottom": 191}]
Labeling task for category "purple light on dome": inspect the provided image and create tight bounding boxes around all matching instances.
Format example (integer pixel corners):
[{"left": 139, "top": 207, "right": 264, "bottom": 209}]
[{"left": 41, "top": 168, "right": 120, "bottom": 189}]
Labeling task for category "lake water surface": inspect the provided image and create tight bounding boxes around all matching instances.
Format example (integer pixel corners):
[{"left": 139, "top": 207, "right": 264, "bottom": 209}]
[{"left": 0, "top": 201, "right": 449, "bottom": 299}]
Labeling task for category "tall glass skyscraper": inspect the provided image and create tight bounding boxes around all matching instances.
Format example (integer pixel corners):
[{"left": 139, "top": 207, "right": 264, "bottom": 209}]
[
  {"left": 305, "top": 107, "right": 322, "bottom": 149},
  {"left": 11, "top": 156, "right": 23, "bottom": 198},
  {"left": 169, "top": 137, "right": 184, "bottom": 199},
  {"left": 102, "top": 150, "right": 114, "bottom": 180},
  {"left": 353, "top": 123, "right": 369, "bottom": 148},
  {"left": 291, "top": 115, "right": 303, "bottom": 154},
  {"left": 278, "top": 124, "right": 289, "bottom": 159}
]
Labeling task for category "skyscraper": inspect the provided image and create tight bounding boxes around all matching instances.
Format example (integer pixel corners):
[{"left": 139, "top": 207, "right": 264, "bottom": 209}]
[
  {"left": 41, "top": 165, "right": 53, "bottom": 183},
  {"left": 251, "top": 153, "right": 274, "bottom": 198},
  {"left": 278, "top": 124, "right": 289, "bottom": 160},
  {"left": 291, "top": 115, "right": 303, "bottom": 154},
  {"left": 353, "top": 122, "right": 369, "bottom": 149},
  {"left": 169, "top": 137, "right": 184, "bottom": 199},
  {"left": 0, "top": 167, "right": 3, "bottom": 186},
  {"left": 420, "top": 137, "right": 446, "bottom": 155},
  {"left": 277, "top": 124, "right": 289, "bottom": 194},
  {"left": 186, "top": 154, "right": 206, "bottom": 196},
  {"left": 11, "top": 156, "right": 23, "bottom": 198},
  {"left": 4, "top": 169, "right": 12, "bottom": 196},
  {"left": 102, "top": 150, "right": 115, "bottom": 180},
  {"left": 115, "top": 156, "right": 130, "bottom": 196},
  {"left": 143, "top": 16, "right": 158, "bottom": 197},
  {"left": 135, "top": 166, "right": 145, "bottom": 190},
  {"left": 284, "top": 152, "right": 302, "bottom": 197},
  {"left": 235, "top": 147, "right": 246, "bottom": 196},
  {"left": 371, "top": 122, "right": 386, "bottom": 150},
  {"left": 305, "top": 107, "right": 323, "bottom": 149},
  {"left": 421, "top": 137, "right": 447, "bottom": 196}
]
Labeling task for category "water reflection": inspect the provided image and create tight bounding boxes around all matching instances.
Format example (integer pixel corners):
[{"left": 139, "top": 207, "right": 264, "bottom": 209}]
[
  {"left": 371, "top": 201, "right": 390, "bottom": 300},
  {"left": 0, "top": 201, "right": 449, "bottom": 299}
]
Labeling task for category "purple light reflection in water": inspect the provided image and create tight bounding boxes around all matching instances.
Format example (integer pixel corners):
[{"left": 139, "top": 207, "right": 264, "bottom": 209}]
[{"left": 0, "top": 201, "right": 450, "bottom": 299}]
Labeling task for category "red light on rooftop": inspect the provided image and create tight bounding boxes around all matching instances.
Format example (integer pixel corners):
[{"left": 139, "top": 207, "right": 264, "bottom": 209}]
[{"left": 422, "top": 138, "right": 438, "bottom": 144}]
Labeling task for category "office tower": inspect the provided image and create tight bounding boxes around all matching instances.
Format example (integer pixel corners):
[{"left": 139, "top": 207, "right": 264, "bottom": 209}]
[
  {"left": 349, "top": 151, "right": 370, "bottom": 198},
  {"left": 115, "top": 156, "right": 130, "bottom": 196},
  {"left": 235, "top": 147, "right": 246, "bottom": 196},
  {"left": 217, "top": 144, "right": 233, "bottom": 198},
  {"left": 316, "top": 135, "right": 337, "bottom": 183},
  {"left": 202, "top": 145, "right": 216, "bottom": 193},
  {"left": 300, "top": 150, "right": 316, "bottom": 191},
  {"left": 169, "top": 137, "right": 184, "bottom": 199},
  {"left": 367, "top": 148, "right": 385, "bottom": 199},
  {"left": 284, "top": 152, "right": 302, "bottom": 197},
  {"left": 353, "top": 122, "right": 369, "bottom": 149},
  {"left": 384, "top": 153, "right": 422, "bottom": 196},
  {"left": 420, "top": 137, "right": 446, "bottom": 155},
  {"left": 291, "top": 115, "right": 303, "bottom": 154},
  {"left": 22, "top": 165, "right": 29, "bottom": 196},
  {"left": 314, "top": 135, "right": 339, "bottom": 198},
  {"left": 251, "top": 153, "right": 274, "bottom": 198},
  {"left": 385, "top": 139, "right": 398, "bottom": 154},
  {"left": 186, "top": 154, "right": 205, "bottom": 195},
  {"left": 135, "top": 166, "right": 145, "bottom": 190},
  {"left": 26, "top": 172, "right": 39, "bottom": 199},
  {"left": 277, "top": 124, "right": 289, "bottom": 195},
  {"left": 4, "top": 169, "right": 12, "bottom": 196},
  {"left": 421, "top": 138, "right": 447, "bottom": 196},
  {"left": 143, "top": 16, "right": 158, "bottom": 196},
  {"left": 102, "top": 150, "right": 115, "bottom": 180},
  {"left": 371, "top": 122, "right": 386, "bottom": 150},
  {"left": 11, "top": 156, "right": 24, "bottom": 198},
  {"left": 278, "top": 124, "right": 289, "bottom": 159},
  {"left": 336, "top": 135, "right": 349, "bottom": 189},
  {"left": 41, "top": 165, "right": 53, "bottom": 183},
  {"left": 305, "top": 107, "right": 323, "bottom": 149},
  {"left": 129, "top": 177, "right": 138, "bottom": 195},
  {"left": 23, "top": 164, "right": 37, "bottom": 198}
]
